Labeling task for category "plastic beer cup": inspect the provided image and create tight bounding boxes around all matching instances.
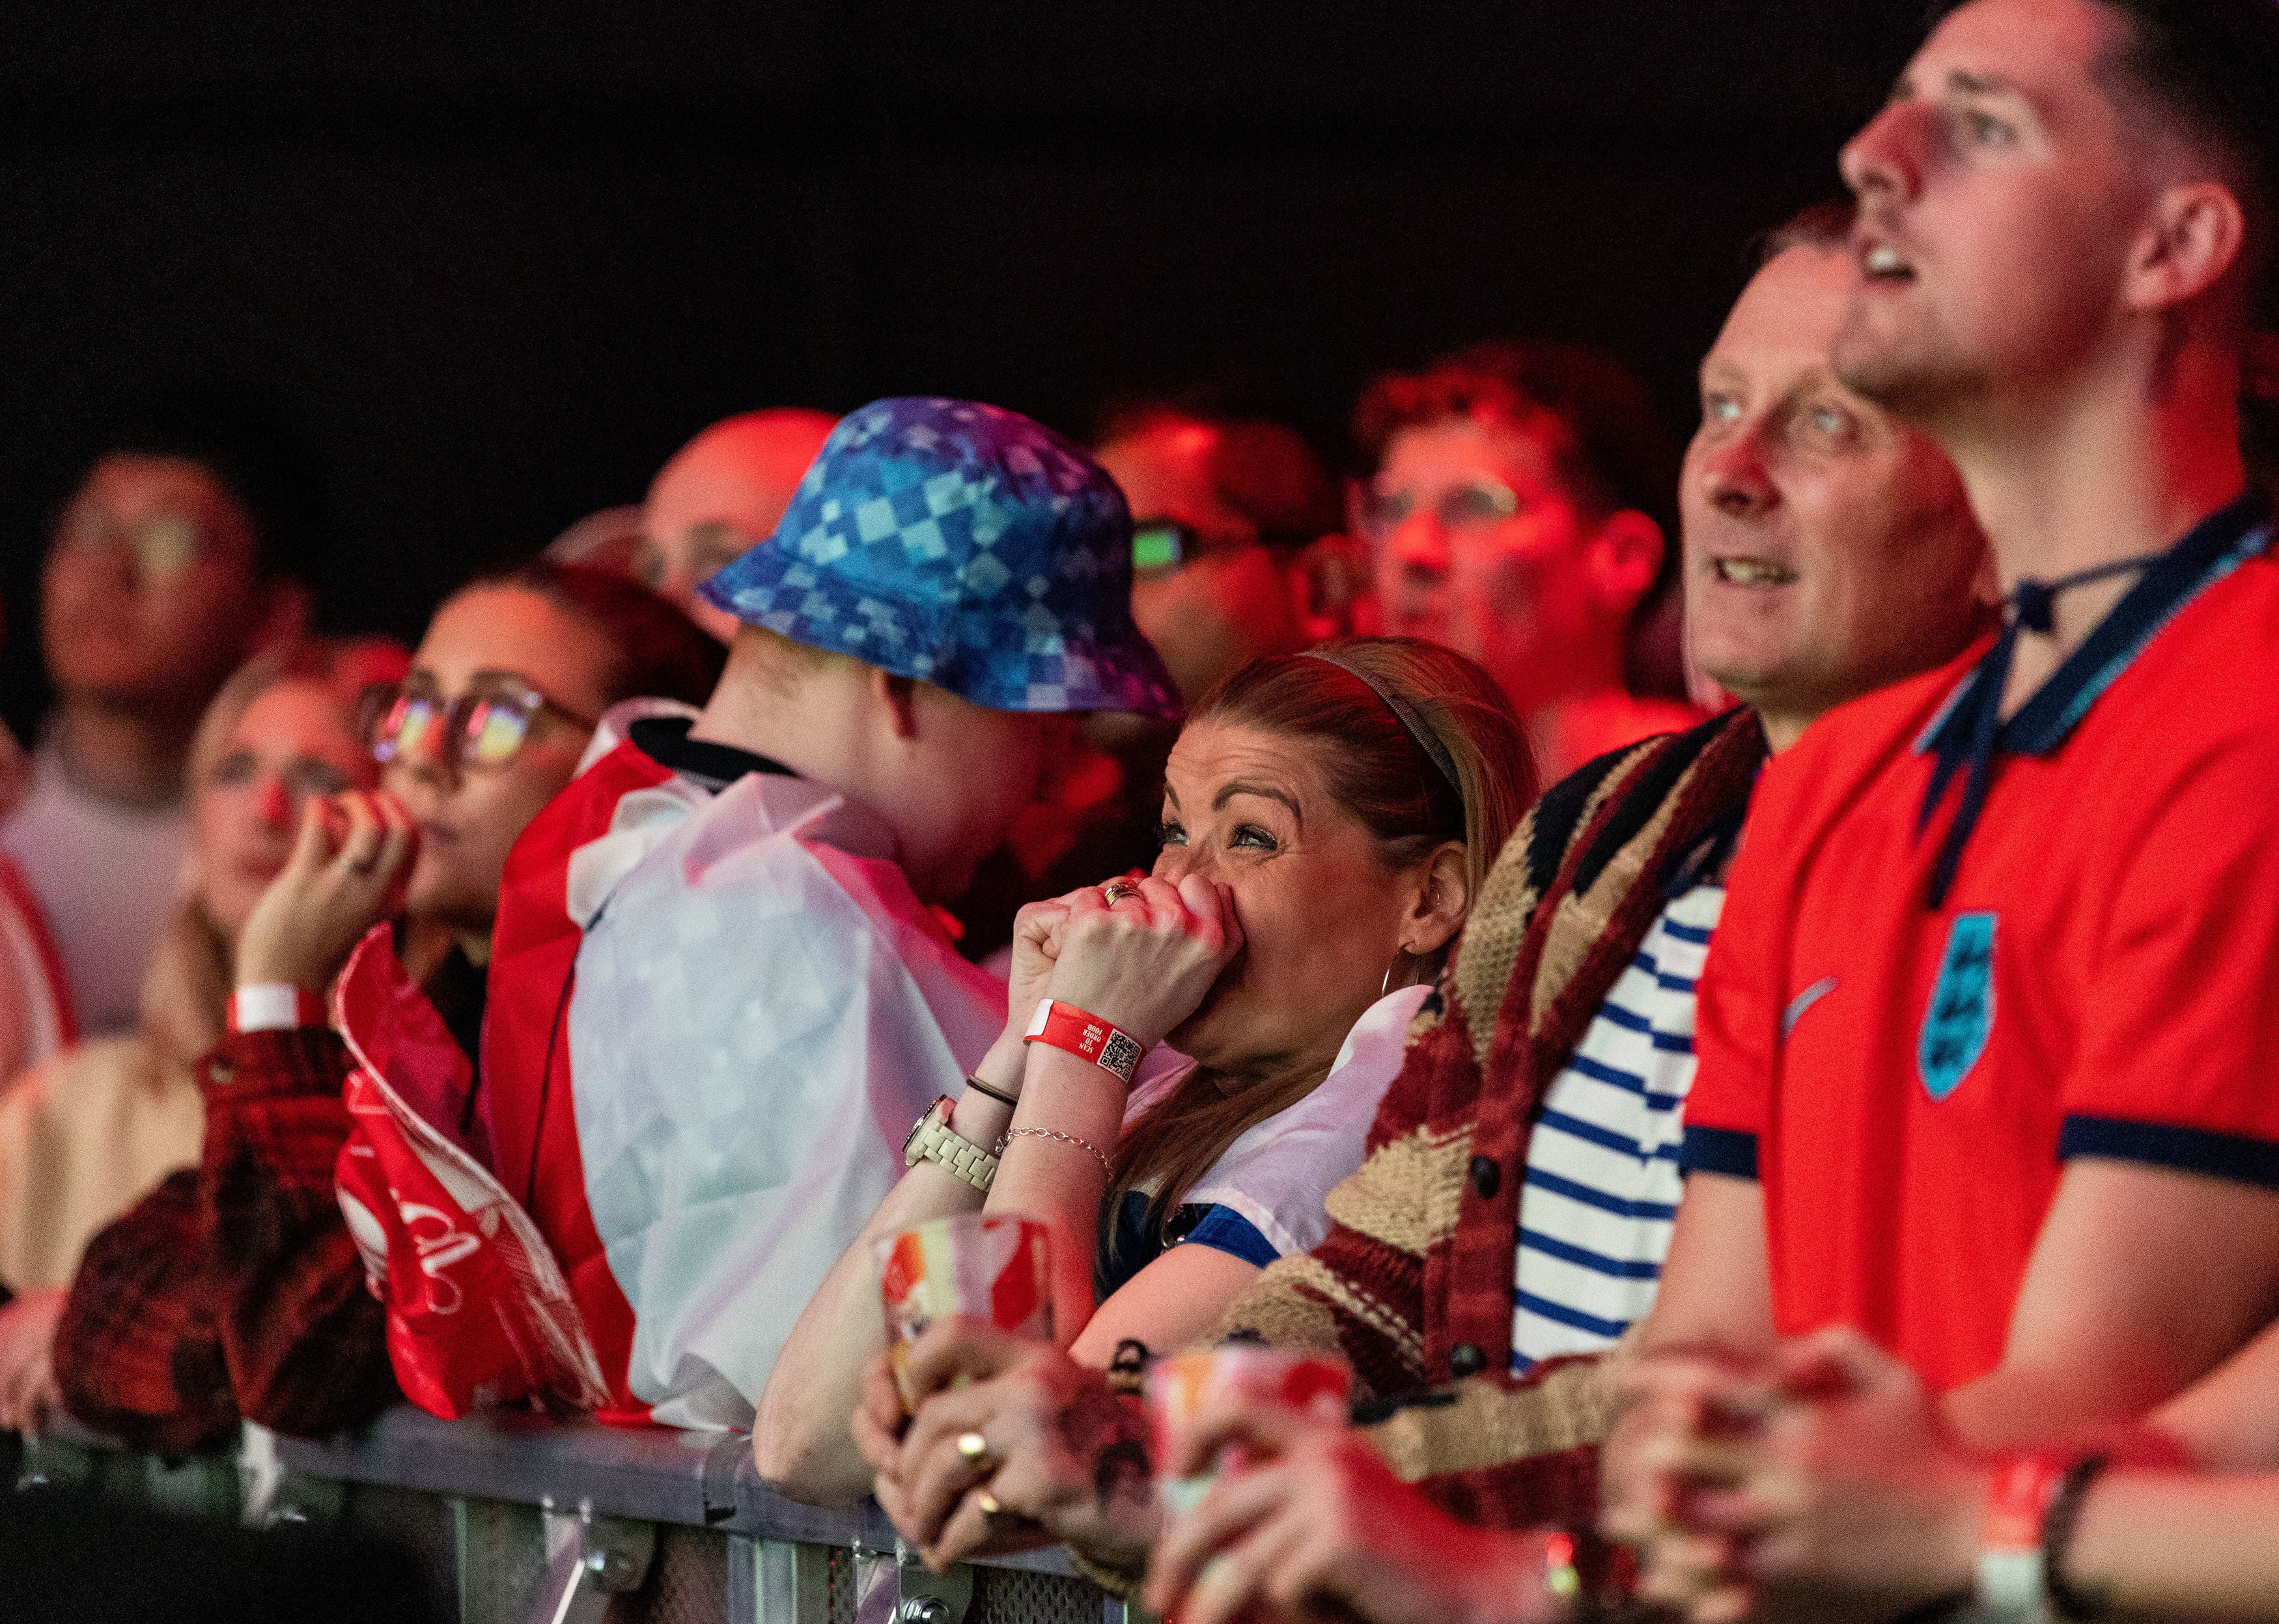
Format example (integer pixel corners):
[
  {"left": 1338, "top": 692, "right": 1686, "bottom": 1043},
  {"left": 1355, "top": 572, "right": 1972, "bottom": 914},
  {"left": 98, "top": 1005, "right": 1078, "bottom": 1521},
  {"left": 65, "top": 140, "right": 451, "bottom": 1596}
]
[
  {"left": 875, "top": 1213, "right": 1054, "bottom": 1405},
  {"left": 1143, "top": 1343, "right": 1352, "bottom": 1515}
]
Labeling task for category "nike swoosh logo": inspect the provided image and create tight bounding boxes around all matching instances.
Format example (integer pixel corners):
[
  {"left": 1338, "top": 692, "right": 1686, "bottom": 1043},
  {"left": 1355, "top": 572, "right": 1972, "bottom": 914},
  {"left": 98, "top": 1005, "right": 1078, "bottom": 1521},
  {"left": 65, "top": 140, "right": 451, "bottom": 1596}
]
[{"left": 1783, "top": 976, "right": 1839, "bottom": 1038}]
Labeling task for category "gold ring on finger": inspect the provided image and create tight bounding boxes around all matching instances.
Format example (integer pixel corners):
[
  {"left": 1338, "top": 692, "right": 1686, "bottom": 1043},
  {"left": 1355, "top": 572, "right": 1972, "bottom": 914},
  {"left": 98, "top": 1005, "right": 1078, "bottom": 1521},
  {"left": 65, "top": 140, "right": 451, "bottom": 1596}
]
[
  {"left": 955, "top": 1430, "right": 993, "bottom": 1468},
  {"left": 975, "top": 1490, "right": 1003, "bottom": 1519},
  {"left": 1101, "top": 878, "right": 1140, "bottom": 907}
]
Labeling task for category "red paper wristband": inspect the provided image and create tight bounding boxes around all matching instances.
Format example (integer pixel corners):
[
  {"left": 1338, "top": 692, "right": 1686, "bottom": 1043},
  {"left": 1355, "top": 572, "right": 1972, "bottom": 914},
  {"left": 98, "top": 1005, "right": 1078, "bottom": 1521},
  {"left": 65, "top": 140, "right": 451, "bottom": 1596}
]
[
  {"left": 1022, "top": 998, "right": 1144, "bottom": 1084},
  {"left": 229, "top": 983, "right": 328, "bottom": 1035}
]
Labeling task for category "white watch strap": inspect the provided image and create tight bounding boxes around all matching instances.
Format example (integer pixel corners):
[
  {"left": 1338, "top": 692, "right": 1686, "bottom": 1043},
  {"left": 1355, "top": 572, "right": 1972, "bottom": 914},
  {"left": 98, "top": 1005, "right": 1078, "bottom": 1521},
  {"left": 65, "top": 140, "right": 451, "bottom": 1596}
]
[
  {"left": 1977, "top": 1548, "right": 2051, "bottom": 1619},
  {"left": 907, "top": 1110, "right": 1000, "bottom": 1192}
]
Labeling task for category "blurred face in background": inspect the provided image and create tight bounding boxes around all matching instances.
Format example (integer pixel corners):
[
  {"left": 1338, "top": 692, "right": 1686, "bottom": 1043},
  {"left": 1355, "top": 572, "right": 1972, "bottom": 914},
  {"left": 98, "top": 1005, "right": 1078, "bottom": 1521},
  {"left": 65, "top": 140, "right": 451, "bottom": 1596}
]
[
  {"left": 44, "top": 454, "right": 273, "bottom": 716},
  {"left": 637, "top": 410, "right": 838, "bottom": 643},
  {"left": 1362, "top": 413, "right": 1659, "bottom": 715},
  {"left": 1683, "top": 244, "right": 1991, "bottom": 748},
  {"left": 380, "top": 585, "right": 617, "bottom": 935},
  {"left": 1097, "top": 416, "right": 1309, "bottom": 706},
  {"left": 194, "top": 679, "right": 372, "bottom": 942}
]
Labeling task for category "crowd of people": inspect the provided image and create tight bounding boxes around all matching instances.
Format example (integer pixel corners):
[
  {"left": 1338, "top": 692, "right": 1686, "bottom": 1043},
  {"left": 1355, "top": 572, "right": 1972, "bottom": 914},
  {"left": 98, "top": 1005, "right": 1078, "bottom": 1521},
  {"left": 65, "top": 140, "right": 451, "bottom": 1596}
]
[{"left": 3, "top": 0, "right": 2279, "bottom": 1616}]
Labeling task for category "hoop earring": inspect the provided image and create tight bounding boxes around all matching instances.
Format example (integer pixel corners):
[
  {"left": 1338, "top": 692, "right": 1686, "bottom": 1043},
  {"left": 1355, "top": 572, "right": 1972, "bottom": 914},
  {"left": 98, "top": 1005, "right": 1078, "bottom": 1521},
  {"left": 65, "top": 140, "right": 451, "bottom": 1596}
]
[{"left": 1381, "top": 948, "right": 1410, "bottom": 1000}]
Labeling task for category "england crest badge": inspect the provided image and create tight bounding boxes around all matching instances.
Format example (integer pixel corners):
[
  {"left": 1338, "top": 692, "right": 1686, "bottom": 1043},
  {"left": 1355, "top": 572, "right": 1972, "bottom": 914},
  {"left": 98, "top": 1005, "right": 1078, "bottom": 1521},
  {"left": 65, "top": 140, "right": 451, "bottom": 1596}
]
[{"left": 1918, "top": 912, "right": 1996, "bottom": 1102}]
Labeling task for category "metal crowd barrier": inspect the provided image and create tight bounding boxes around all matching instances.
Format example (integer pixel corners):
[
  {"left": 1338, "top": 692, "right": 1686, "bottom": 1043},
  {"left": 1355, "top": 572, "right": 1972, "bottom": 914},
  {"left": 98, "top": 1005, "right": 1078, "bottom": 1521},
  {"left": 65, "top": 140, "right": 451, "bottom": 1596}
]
[{"left": 14, "top": 1406, "right": 1128, "bottom": 1624}]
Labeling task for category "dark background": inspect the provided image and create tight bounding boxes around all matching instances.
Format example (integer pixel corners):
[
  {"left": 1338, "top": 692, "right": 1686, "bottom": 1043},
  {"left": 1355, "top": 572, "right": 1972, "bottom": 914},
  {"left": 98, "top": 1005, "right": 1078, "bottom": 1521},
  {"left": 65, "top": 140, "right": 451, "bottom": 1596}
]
[{"left": 0, "top": 1, "right": 1927, "bottom": 736}]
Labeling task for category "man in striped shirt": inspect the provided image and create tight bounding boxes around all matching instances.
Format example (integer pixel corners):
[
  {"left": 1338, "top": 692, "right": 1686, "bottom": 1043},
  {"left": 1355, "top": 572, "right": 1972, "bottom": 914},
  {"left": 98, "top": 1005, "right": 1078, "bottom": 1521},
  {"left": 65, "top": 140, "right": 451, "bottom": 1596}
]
[
  {"left": 1507, "top": 873, "right": 1718, "bottom": 1371},
  {"left": 1505, "top": 202, "right": 1994, "bottom": 1375}
]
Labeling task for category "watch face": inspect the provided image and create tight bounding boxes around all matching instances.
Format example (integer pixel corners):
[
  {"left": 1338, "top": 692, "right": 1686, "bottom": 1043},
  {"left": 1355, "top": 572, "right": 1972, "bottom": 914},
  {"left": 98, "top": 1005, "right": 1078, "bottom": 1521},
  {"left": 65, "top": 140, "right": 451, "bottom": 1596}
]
[{"left": 906, "top": 1096, "right": 953, "bottom": 1158}]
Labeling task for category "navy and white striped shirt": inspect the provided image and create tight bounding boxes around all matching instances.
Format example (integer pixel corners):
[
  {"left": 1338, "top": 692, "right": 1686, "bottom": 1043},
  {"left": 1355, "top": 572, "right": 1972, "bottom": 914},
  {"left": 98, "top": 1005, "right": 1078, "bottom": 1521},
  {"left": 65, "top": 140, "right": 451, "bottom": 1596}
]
[{"left": 1510, "top": 881, "right": 1723, "bottom": 1372}]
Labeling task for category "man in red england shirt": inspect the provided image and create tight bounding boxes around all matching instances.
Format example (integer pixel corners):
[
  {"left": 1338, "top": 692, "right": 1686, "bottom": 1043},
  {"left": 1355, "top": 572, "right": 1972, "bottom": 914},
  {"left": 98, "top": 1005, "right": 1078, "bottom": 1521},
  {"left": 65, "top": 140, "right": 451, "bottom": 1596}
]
[{"left": 1612, "top": 0, "right": 2279, "bottom": 1603}]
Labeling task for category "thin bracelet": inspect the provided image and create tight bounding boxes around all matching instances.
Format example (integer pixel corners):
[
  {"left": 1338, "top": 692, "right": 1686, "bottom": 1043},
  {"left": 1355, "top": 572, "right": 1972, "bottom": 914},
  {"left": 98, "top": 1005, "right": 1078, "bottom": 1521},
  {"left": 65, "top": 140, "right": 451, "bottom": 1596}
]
[
  {"left": 1001, "top": 1125, "right": 1112, "bottom": 1177},
  {"left": 964, "top": 1072, "right": 1020, "bottom": 1108},
  {"left": 2045, "top": 1453, "right": 2112, "bottom": 1621},
  {"left": 1104, "top": 1338, "right": 1153, "bottom": 1396}
]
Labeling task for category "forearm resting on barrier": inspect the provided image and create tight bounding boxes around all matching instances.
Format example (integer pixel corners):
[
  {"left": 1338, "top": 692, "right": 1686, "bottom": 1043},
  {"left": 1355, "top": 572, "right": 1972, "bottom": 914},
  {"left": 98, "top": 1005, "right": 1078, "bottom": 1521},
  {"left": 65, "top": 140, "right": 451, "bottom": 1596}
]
[
  {"left": 1362, "top": 1359, "right": 1617, "bottom": 1491},
  {"left": 754, "top": 1033, "right": 1027, "bottom": 1503}
]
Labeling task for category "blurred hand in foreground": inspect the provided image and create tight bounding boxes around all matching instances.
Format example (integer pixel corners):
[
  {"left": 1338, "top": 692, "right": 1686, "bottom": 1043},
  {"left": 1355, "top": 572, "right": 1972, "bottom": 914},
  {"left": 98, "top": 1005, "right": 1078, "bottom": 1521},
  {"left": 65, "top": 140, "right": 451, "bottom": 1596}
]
[
  {"left": 1149, "top": 1389, "right": 1563, "bottom": 1624},
  {"left": 850, "top": 1315, "right": 1156, "bottom": 1573},
  {"left": 1606, "top": 1328, "right": 1984, "bottom": 1622}
]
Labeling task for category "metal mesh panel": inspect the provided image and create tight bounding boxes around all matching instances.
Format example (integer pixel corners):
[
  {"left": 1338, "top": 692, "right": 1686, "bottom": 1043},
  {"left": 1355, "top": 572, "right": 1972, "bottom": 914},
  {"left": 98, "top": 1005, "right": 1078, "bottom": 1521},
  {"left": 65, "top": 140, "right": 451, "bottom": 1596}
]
[
  {"left": 18, "top": 1420, "right": 1126, "bottom": 1624},
  {"left": 827, "top": 1544, "right": 858, "bottom": 1624},
  {"left": 621, "top": 1524, "right": 730, "bottom": 1624},
  {"left": 445, "top": 1496, "right": 550, "bottom": 1624},
  {"left": 970, "top": 1565, "right": 1106, "bottom": 1624}
]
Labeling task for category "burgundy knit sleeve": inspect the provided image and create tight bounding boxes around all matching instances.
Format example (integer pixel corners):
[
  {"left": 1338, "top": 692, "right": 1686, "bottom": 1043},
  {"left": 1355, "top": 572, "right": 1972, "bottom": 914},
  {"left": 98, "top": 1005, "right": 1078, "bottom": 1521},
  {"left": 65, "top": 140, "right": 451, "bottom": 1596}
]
[{"left": 198, "top": 1028, "right": 399, "bottom": 1437}]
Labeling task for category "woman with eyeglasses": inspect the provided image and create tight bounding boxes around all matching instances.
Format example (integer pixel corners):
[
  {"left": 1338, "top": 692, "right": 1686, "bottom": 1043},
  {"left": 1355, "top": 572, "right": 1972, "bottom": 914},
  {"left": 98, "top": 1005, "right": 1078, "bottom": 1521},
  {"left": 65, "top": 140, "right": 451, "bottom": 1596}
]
[
  {"left": 38, "top": 564, "right": 722, "bottom": 1452},
  {"left": 0, "top": 637, "right": 400, "bottom": 1436}
]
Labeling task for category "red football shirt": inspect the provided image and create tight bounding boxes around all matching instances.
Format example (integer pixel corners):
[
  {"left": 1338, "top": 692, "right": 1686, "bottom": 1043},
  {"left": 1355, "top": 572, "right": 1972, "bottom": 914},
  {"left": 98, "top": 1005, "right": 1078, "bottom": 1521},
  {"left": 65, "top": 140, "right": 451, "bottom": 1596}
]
[{"left": 1684, "top": 505, "right": 2279, "bottom": 1392}]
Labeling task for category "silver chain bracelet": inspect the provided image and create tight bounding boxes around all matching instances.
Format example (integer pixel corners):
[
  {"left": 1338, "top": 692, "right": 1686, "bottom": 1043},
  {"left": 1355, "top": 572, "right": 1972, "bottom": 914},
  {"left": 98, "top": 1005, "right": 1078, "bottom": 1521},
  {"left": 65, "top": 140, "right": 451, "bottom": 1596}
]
[{"left": 1000, "top": 1125, "right": 1113, "bottom": 1177}]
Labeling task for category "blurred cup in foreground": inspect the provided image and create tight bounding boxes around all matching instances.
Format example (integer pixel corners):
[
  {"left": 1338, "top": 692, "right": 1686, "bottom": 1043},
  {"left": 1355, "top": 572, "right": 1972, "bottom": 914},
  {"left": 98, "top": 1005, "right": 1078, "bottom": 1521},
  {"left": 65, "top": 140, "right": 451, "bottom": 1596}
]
[
  {"left": 876, "top": 1212, "right": 1054, "bottom": 1406},
  {"left": 1143, "top": 1343, "right": 1351, "bottom": 1515}
]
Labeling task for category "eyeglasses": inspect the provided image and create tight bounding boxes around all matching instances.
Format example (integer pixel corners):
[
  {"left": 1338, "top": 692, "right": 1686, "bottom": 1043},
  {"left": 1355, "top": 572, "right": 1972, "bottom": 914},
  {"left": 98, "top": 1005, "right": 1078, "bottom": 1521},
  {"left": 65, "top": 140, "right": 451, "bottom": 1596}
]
[
  {"left": 1131, "top": 519, "right": 1289, "bottom": 577},
  {"left": 59, "top": 509, "right": 212, "bottom": 583},
  {"left": 359, "top": 676, "right": 598, "bottom": 774},
  {"left": 1357, "top": 480, "right": 1522, "bottom": 542},
  {"left": 1132, "top": 520, "right": 1199, "bottom": 576}
]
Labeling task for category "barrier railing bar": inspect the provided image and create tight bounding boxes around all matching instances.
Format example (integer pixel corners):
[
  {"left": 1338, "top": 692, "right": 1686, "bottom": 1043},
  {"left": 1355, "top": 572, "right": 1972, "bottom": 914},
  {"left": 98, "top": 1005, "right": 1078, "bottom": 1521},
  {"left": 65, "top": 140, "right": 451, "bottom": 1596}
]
[
  {"left": 20, "top": 1405, "right": 1114, "bottom": 1624},
  {"left": 29, "top": 1405, "right": 1084, "bottom": 1578}
]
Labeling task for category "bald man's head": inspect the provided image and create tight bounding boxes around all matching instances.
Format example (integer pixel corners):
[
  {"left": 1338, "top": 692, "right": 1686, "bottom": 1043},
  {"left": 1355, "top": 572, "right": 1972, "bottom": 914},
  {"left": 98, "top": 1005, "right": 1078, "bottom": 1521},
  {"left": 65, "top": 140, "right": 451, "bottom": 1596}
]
[{"left": 638, "top": 408, "right": 839, "bottom": 641}]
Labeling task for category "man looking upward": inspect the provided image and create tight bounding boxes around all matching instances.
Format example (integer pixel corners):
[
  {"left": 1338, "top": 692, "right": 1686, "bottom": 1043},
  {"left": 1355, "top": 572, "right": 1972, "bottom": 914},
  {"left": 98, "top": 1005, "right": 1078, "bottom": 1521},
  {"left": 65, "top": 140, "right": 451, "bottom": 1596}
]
[
  {"left": 1622, "top": 5, "right": 2279, "bottom": 1588},
  {"left": 1197, "top": 196, "right": 1994, "bottom": 1524}
]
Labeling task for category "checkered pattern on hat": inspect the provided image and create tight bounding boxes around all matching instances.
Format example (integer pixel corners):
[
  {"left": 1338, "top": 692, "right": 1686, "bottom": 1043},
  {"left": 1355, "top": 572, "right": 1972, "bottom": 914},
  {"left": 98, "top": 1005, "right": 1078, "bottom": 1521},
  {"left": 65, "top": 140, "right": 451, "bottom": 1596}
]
[{"left": 700, "top": 397, "right": 1180, "bottom": 718}]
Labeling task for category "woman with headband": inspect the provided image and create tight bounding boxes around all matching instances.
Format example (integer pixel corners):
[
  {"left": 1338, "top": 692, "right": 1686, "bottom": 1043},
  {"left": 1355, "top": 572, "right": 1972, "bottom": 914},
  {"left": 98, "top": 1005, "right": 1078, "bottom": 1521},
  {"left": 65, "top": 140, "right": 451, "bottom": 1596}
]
[{"left": 758, "top": 636, "right": 1534, "bottom": 1504}]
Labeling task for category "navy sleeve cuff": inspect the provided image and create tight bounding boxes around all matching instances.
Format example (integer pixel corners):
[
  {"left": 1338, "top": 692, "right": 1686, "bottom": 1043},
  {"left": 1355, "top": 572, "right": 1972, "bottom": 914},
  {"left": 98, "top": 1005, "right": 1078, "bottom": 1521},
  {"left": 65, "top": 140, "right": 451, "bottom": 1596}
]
[
  {"left": 2059, "top": 1115, "right": 2279, "bottom": 1190},
  {"left": 1177, "top": 1204, "right": 1281, "bottom": 1269},
  {"left": 1679, "top": 1125, "right": 1760, "bottom": 1180}
]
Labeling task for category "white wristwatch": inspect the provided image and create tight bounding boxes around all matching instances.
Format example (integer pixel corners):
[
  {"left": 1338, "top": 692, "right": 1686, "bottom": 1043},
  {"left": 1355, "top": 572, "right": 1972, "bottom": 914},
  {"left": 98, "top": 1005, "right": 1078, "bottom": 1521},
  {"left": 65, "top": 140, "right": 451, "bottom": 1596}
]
[{"left": 902, "top": 1097, "right": 1000, "bottom": 1192}]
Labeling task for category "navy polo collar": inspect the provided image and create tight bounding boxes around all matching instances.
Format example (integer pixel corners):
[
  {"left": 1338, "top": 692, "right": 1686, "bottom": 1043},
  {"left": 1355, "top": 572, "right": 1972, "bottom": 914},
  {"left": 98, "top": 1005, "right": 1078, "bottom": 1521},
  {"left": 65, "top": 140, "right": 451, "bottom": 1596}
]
[{"left": 1916, "top": 488, "right": 2272, "bottom": 907}]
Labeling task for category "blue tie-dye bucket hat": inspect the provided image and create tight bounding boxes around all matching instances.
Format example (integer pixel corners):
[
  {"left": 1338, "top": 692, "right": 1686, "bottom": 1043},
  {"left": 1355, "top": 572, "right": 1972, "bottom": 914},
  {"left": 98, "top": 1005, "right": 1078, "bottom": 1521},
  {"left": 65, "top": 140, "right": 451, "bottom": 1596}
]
[{"left": 699, "top": 397, "right": 1181, "bottom": 718}]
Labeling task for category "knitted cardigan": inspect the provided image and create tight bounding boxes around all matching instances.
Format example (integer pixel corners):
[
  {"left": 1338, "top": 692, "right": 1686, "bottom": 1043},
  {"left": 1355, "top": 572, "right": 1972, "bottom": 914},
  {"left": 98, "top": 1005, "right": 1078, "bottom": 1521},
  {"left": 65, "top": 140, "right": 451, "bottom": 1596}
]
[{"left": 1216, "top": 705, "right": 1767, "bottom": 1532}]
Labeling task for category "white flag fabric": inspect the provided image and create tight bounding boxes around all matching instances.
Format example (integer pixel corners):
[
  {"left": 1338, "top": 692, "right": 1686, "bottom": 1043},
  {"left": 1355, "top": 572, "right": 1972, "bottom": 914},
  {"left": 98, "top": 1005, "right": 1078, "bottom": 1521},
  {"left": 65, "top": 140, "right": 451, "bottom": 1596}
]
[{"left": 562, "top": 708, "right": 1005, "bottom": 1429}]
